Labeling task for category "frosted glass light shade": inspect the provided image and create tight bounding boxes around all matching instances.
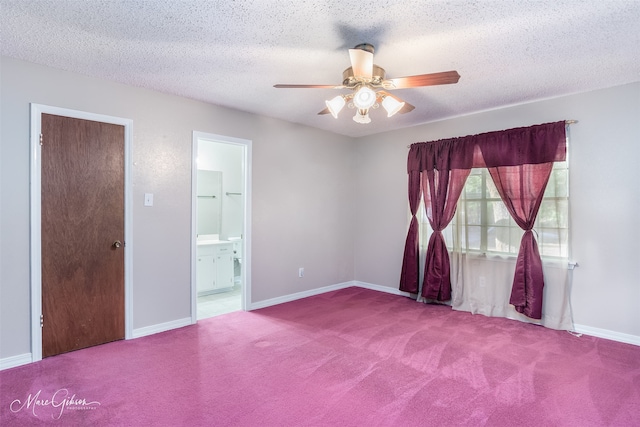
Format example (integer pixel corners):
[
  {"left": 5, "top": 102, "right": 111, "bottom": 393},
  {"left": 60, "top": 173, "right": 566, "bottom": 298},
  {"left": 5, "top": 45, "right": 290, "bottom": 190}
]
[
  {"left": 382, "top": 96, "right": 405, "bottom": 117},
  {"left": 325, "top": 96, "right": 345, "bottom": 118},
  {"left": 353, "top": 86, "right": 376, "bottom": 109},
  {"left": 353, "top": 110, "right": 371, "bottom": 124}
]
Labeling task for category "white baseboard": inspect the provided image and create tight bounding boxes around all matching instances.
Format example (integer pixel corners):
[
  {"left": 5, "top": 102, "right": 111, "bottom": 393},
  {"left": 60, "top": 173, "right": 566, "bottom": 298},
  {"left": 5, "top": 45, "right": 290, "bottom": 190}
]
[
  {"left": 353, "top": 281, "right": 413, "bottom": 298},
  {"left": 573, "top": 323, "right": 640, "bottom": 347},
  {"left": 0, "top": 353, "right": 33, "bottom": 371},
  {"left": 247, "top": 280, "right": 412, "bottom": 311},
  {"left": 248, "top": 281, "right": 354, "bottom": 311},
  {"left": 132, "top": 317, "right": 193, "bottom": 339}
]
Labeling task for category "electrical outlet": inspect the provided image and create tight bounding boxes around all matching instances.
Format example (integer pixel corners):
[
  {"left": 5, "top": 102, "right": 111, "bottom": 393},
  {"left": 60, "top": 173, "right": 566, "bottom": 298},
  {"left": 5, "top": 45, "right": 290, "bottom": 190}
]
[{"left": 298, "top": 267, "right": 304, "bottom": 278}]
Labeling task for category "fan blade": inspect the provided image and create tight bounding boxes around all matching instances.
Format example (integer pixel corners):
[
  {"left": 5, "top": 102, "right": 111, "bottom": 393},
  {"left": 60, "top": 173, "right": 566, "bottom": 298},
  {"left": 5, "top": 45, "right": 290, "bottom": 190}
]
[
  {"left": 398, "top": 101, "right": 415, "bottom": 114},
  {"left": 385, "top": 70, "right": 460, "bottom": 89},
  {"left": 378, "top": 91, "right": 415, "bottom": 114},
  {"left": 317, "top": 107, "right": 330, "bottom": 115},
  {"left": 348, "top": 48, "right": 373, "bottom": 79},
  {"left": 274, "top": 84, "right": 344, "bottom": 89}
]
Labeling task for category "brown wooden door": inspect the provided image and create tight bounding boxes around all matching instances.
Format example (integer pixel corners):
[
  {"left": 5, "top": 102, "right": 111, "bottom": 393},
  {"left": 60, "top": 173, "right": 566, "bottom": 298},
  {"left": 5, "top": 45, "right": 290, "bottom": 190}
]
[{"left": 41, "top": 113, "right": 125, "bottom": 358}]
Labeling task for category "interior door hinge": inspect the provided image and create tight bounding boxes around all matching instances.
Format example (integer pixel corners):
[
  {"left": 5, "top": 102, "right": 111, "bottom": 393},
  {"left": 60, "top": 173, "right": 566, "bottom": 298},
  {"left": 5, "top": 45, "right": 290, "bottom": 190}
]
[
  {"left": 40, "top": 314, "right": 44, "bottom": 328},
  {"left": 39, "top": 133, "right": 43, "bottom": 146}
]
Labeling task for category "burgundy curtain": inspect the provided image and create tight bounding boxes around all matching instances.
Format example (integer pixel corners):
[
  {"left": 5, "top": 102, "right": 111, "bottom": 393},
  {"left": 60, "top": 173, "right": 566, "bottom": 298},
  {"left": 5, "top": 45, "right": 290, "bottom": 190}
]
[
  {"left": 401, "top": 138, "right": 475, "bottom": 300},
  {"left": 400, "top": 121, "right": 566, "bottom": 317},
  {"left": 399, "top": 169, "right": 422, "bottom": 293},
  {"left": 477, "top": 123, "right": 566, "bottom": 318},
  {"left": 421, "top": 165, "right": 471, "bottom": 300}
]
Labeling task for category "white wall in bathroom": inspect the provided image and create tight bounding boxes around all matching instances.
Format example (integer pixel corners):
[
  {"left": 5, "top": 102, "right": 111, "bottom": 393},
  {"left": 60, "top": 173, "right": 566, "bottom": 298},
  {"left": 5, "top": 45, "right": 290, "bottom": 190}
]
[{"left": 198, "top": 141, "right": 244, "bottom": 239}]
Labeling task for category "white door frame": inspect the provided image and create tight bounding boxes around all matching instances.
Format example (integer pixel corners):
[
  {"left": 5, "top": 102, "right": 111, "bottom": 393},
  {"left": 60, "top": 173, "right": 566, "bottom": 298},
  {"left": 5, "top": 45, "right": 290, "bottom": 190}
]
[
  {"left": 29, "top": 104, "right": 134, "bottom": 362},
  {"left": 191, "top": 131, "right": 252, "bottom": 323}
]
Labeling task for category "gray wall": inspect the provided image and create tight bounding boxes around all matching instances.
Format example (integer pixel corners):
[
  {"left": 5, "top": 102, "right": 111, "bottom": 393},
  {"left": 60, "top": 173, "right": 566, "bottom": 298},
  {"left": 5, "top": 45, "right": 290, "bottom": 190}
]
[
  {"left": 0, "top": 57, "right": 355, "bottom": 359},
  {"left": 353, "top": 82, "right": 640, "bottom": 338},
  {"left": 2, "top": 56, "right": 638, "bottom": 362}
]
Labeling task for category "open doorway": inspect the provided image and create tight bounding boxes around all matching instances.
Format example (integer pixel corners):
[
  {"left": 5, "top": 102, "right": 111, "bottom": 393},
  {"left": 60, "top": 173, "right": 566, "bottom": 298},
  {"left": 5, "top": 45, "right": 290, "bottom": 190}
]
[{"left": 191, "top": 132, "right": 251, "bottom": 322}]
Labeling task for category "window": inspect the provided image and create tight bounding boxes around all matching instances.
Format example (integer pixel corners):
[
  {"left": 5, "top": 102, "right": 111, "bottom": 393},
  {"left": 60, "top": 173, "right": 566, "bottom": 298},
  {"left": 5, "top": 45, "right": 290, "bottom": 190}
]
[{"left": 441, "top": 158, "right": 569, "bottom": 258}]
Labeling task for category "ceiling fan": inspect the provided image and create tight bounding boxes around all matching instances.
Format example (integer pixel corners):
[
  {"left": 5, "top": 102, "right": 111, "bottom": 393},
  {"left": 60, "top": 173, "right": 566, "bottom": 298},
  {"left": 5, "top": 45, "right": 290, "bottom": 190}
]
[{"left": 274, "top": 43, "right": 460, "bottom": 124}]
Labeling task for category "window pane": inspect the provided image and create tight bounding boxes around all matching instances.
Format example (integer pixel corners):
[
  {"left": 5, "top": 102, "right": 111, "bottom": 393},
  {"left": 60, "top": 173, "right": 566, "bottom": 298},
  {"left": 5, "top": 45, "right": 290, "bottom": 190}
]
[
  {"left": 537, "top": 228, "right": 568, "bottom": 257},
  {"left": 442, "top": 224, "right": 453, "bottom": 245},
  {"left": 487, "top": 201, "right": 510, "bottom": 226},
  {"left": 558, "top": 228, "right": 568, "bottom": 258},
  {"left": 465, "top": 201, "right": 481, "bottom": 225},
  {"left": 545, "top": 168, "right": 568, "bottom": 198},
  {"left": 510, "top": 227, "right": 523, "bottom": 253},
  {"left": 537, "top": 200, "right": 568, "bottom": 228},
  {"left": 466, "top": 226, "right": 481, "bottom": 250},
  {"left": 488, "top": 226, "right": 506, "bottom": 252},
  {"left": 487, "top": 226, "right": 522, "bottom": 254},
  {"left": 485, "top": 175, "right": 501, "bottom": 199},
  {"left": 465, "top": 175, "right": 482, "bottom": 199}
]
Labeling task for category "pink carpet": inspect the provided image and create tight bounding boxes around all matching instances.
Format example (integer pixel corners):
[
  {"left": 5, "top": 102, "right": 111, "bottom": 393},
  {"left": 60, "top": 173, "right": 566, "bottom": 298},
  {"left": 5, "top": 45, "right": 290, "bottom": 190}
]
[{"left": 2, "top": 287, "right": 639, "bottom": 426}]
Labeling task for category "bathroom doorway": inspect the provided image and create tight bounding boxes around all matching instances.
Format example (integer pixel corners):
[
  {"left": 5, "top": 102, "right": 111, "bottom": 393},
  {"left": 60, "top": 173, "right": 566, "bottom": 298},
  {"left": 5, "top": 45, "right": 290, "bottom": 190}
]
[{"left": 191, "top": 132, "right": 251, "bottom": 322}]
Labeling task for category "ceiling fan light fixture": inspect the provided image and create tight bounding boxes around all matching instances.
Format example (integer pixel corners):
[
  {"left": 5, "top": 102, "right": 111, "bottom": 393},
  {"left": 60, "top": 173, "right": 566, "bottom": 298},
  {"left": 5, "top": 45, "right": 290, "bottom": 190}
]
[
  {"left": 353, "top": 109, "right": 371, "bottom": 124},
  {"left": 274, "top": 43, "right": 460, "bottom": 126},
  {"left": 353, "top": 86, "right": 377, "bottom": 110},
  {"left": 325, "top": 95, "right": 346, "bottom": 118},
  {"left": 382, "top": 95, "right": 405, "bottom": 117}
]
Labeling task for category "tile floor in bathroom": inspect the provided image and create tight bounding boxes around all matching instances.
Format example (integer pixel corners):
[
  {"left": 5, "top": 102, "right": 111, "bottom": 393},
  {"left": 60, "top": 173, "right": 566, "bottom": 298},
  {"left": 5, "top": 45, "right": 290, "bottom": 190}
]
[{"left": 197, "top": 284, "right": 242, "bottom": 319}]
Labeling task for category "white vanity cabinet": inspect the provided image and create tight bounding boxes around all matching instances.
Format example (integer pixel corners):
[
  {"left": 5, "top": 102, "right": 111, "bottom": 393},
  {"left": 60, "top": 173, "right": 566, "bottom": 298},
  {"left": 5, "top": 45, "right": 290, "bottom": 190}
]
[{"left": 197, "top": 241, "right": 235, "bottom": 295}]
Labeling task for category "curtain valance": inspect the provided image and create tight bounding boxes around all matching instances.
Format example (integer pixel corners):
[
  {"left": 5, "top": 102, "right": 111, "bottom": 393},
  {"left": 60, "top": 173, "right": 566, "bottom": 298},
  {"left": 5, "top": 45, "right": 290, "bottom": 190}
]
[{"left": 408, "top": 121, "right": 566, "bottom": 172}]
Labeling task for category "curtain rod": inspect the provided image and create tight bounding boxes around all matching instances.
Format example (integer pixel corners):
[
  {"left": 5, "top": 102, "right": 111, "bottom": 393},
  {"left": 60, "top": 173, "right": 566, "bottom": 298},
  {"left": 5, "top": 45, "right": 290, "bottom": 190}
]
[{"left": 407, "top": 120, "right": 578, "bottom": 148}]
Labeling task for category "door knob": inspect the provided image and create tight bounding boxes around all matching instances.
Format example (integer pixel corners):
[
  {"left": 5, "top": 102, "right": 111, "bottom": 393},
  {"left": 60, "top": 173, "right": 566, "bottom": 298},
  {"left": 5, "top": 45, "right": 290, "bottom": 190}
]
[{"left": 113, "top": 240, "right": 122, "bottom": 249}]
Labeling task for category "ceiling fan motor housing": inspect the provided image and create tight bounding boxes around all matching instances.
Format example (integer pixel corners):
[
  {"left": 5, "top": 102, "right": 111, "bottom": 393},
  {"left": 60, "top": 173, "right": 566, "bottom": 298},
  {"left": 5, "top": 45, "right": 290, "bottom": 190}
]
[
  {"left": 342, "top": 65, "right": 386, "bottom": 88},
  {"left": 353, "top": 43, "right": 375, "bottom": 54}
]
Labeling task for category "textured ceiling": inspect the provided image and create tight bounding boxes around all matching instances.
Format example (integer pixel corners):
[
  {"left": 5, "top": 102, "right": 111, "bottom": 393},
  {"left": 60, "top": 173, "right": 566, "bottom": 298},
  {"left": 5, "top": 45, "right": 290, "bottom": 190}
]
[{"left": 2, "top": 0, "right": 639, "bottom": 137}]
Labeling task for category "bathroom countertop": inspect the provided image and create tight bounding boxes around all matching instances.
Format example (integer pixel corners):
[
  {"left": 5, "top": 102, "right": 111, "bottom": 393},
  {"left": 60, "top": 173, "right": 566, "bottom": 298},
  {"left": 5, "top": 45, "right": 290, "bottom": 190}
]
[{"left": 196, "top": 239, "right": 233, "bottom": 246}]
